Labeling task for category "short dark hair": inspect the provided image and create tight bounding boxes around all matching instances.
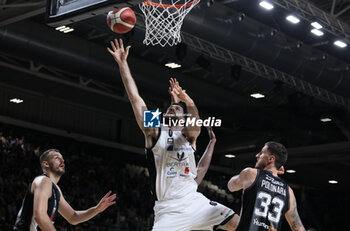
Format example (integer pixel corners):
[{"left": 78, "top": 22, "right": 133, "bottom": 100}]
[
  {"left": 171, "top": 102, "right": 187, "bottom": 115},
  {"left": 40, "top": 149, "right": 60, "bottom": 168},
  {"left": 265, "top": 142, "right": 288, "bottom": 169}
]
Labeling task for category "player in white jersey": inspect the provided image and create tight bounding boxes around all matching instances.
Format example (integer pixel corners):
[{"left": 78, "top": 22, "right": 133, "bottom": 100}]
[{"left": 107, "top": 39, "right": 239, "bottom": 231}]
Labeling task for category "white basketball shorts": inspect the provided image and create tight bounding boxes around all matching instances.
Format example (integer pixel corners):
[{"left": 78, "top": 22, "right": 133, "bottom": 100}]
[{"left": 152, "top": 192, "right": 235, "bottom": 231}]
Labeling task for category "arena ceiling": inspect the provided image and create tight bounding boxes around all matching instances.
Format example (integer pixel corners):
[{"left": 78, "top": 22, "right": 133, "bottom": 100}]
[{"left": 1, "top": 0, "right": 350, "bottom": 191}]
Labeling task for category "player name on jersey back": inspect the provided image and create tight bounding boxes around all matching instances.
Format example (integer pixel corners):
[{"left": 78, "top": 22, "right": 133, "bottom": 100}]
[{"left": 261, "top": 175, "right": 286, "bottom": 197}]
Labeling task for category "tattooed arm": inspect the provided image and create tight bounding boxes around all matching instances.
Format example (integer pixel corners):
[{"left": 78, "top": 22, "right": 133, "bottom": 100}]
[{"left": 285, "top": 187, "right": 306, "bottom": 231}]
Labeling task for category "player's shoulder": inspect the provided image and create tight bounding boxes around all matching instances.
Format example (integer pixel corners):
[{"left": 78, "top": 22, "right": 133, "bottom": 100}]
[
  {"left": 33, "top": 175, "right": 51, "bottom": 184},
  {"left": 240, "top": 167, "right": 258, "bottom": 178},
  {"left": 32, "top": 175, "right": 52, "bottom": 192},
  {"left": 241, "top": 167, "right": 257, "bottom": 174}
]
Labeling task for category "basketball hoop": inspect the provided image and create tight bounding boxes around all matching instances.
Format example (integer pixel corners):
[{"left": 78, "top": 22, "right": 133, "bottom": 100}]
[{"left": 139, "top": 0, "right": 200, "bottom": 47}]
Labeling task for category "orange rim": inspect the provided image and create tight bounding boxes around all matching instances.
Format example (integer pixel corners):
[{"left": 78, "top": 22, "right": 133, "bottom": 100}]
[{"left": 142, "top": 0, "right": 200, "bottom": 9}]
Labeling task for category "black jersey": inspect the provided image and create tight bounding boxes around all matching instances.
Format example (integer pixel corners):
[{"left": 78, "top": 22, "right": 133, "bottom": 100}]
[
  {"left": 236, "top": 170, "right": 290, "bottom": 231},
  {"left": 13, "top": 175, "right": 60, "bottom": 231}
]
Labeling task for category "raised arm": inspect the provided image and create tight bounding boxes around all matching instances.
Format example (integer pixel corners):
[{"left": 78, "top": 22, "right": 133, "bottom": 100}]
[
  {"left": 285, "top": 187, "right": 306, "bottom": 231},
  {"left": 169, "top": 78, "right": 180, "bottom": 104},
  {"left": 107, "top": 39, "right": 153, "bottom": 136},
  {"left": 58, "top": 190, "right": 116, "bottom": 225},
  {"left": 171, "top": 79, "right": 201, "bottom": 145},
  {"left": 195, "top": 126, "right": 216, "bottom": 185},
  {"left": 32, "top": 177, "right": 56, "bottom": 231}
]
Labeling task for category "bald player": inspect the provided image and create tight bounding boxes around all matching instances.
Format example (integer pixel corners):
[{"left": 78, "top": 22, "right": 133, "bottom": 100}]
[{"left": 14, "top": 149, "right": 116, "bottom": 231}]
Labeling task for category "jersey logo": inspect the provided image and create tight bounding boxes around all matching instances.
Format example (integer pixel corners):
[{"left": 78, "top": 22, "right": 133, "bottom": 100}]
[
  {"left": 253, "top": 218, "right": 277, "bottom": 231},
  {"left": 166, "top": 152, "right": 189, "bottom": 167},
  {"left": 167, "top": 167, "right": 177, "bottom": 178},
  {"left": 210, "top": 201, "right": 218, "bottom": 206},
  {"left": 171, "top": 152, "right": 188, "bottom": 162}
]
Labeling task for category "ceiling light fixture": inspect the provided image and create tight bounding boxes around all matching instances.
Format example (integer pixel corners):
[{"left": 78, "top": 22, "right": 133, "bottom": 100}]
[
  {"left": 55, "top": 26, "right": 66, "bottom": 30},
  {"left": 56, "top": 25, "right": 74, "bottom": 34},
  {"left": 165, "top": 62, "right": 181, "bottom": 69},
  {"left": 10, "top": 98, "right": 24, "bottom": 104},
  {"left": 334, "top": 40, "right": 347, "bottom": 48},
  {"left": 60, "top": 27, "right": 71, "bottom": 32},
  {"left": 225, "top": 154, "right": 236, "bottom": 158},
  {"left": 328, "top": 180, "right": 338, "bottom": 184},
  {"left": 286, "top": 169, "right": 296, "bottom": 173},
  {"left": 59, "top": 27, "right": 69, "bottom": 32},
  {"left": 311, "top": 29, "right": 324, "bottom": 36},
  {"left": 320, "top": 117, "right": 332, "bottom": 122},
  {"left": 63, "top": 28, "right": 74, "bottom": 33},
  {"left": 259, "top": 1, "right": 274, "bottom": 10},
  {"left": 250, "top": 93, "right": 265, "bottom": 99},
  {"left": 311, "top": 21, "right": 322, "bottom": 29},
  {"left": 286, "top": 15, "right": 300, "bottom": 24}
]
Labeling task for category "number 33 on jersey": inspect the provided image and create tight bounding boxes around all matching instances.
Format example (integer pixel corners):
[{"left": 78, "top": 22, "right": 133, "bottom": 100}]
[{"left": 236, "top": 170, "right": 290, "bottom": 231}]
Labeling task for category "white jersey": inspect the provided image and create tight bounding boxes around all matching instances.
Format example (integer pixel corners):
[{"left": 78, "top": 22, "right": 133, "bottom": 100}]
[{"left": 146, "top": 126, "right": 198, "bottom": 201}]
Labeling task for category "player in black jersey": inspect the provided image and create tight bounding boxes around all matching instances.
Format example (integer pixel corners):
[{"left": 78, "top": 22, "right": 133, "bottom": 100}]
[
  {"left": 227, "top": 142, "right": 305, "bottom": 231},
  {"left": 14, "top": 149, "right": 116, "bottom": 231}
]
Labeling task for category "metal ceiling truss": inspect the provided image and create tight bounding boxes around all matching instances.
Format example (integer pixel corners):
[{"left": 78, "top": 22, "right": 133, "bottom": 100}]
[
  {"left": 0, "top": 1, "right": 43, "bottom": 8},
  {"left": 270, "top": 0, "right": 350, "bottom": 41},
  {"left": 0, "top": 52, "right": 129, "bottom": 103},
  {"left": 180, "top": 32, "right": 348, "bottom": 107},
  {"left": 0, "top": 0, "right": 45, "bottom": 26},
  {"left": 0, "top": 53, "right": 242, "bottom": 134},
  {"left": 133, "top": 12, "right": 349, "bottom": 107},
  {"left": 331, "top": 0, "right": 350, "bottom": 17}
]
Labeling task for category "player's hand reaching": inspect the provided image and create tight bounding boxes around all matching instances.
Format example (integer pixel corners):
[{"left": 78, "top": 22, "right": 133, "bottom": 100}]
[
  {"left": 95, "top": 191, "right": 117, "bottom": 213},
  {"left": 172, "top": 79, "right": 193, "bottom": 105},
  {"left": 206, "top": 126, "right": 216, "bottom": 142},
  {"left": 169, "top": 78, "right": 181, "bottom": 103},
  {"left": 107, "top": 38, "right": 131, "bottom": 64}
]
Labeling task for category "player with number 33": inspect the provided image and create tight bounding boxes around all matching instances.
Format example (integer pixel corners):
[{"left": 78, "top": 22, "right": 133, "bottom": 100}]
[{"left": 228, "top": 142, "right": 306, "bottom": 231}]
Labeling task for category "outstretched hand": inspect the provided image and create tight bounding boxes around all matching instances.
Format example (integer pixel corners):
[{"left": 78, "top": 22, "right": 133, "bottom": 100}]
[
  {"left": 171, "top": 79, "right": 193, "bottom": 105},
  {"left": 168, "top": 78, "right": 181, "bottom": 103},
  {"left": 206, "top": 126, "right": 216, "bottom": 142},
  {"left": 107, "top": 38, "right": 131, "bottom": 64},
  {"left": 96, "top": 191, "right": 117, "bottom": 213}
]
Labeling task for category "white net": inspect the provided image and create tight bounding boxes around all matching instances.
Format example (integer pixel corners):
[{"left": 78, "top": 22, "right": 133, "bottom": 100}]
[{"left": 139, "top": 0, "right": 200, "bottom": 47}]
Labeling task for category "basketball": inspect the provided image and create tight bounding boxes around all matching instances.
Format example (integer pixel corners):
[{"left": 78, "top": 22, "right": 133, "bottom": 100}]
[{"left": 107, "top": 7, "right": 136, "bottom": 34}]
